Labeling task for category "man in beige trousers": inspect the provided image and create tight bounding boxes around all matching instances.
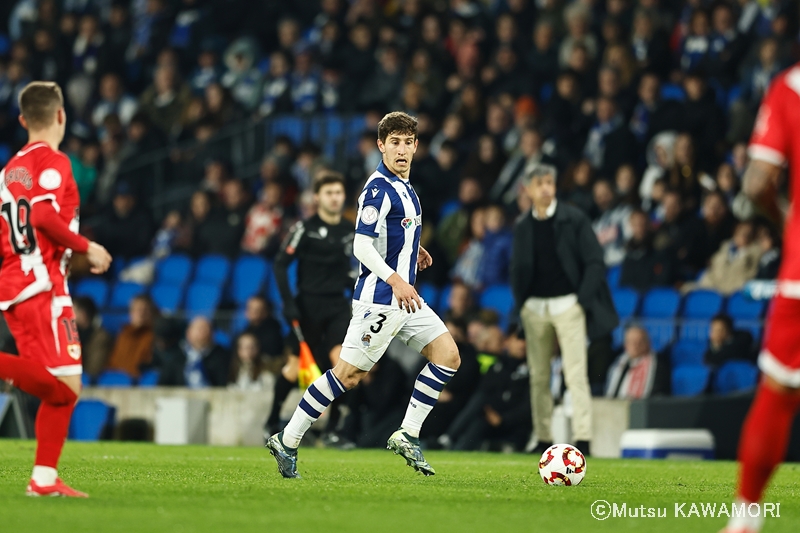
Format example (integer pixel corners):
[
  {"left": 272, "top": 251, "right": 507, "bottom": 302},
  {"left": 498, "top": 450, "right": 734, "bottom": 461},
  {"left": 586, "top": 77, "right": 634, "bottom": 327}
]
[{"left": 510, "top": 164, "right": 619, "bottom": 456}]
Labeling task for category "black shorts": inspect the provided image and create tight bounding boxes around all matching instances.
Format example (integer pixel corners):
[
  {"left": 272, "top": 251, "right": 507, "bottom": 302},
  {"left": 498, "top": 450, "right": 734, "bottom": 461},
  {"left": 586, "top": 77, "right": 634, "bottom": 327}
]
[{"left": 297, "top": 295, "right": 351, "bottom": 372}]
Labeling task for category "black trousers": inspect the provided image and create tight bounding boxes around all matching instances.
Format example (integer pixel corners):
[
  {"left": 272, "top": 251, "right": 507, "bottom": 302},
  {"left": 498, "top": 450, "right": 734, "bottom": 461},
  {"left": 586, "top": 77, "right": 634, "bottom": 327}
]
[{"left": 297, "top": 294, "right": 351, "bottom": 372}]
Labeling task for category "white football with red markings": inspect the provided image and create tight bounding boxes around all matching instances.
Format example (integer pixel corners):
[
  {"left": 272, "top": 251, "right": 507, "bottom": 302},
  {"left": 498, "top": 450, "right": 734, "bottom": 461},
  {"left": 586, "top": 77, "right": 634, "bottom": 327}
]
[{"left": 538, "top": 443, "right": 586, "bottom": 486}]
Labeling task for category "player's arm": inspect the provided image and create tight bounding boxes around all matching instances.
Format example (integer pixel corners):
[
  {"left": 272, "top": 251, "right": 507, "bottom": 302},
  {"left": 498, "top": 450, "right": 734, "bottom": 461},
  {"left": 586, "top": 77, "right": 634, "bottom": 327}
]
[
  {"left": 274, "top": 221, "right": 304, "bottom": 322},
  {"left": 354, "top": 185, "right": 421, "bottom": 313},
  {"left": 745, "top": 78, "right": 789, "bottom": 224},
  {"left": 742, "top": 159, "right": 783, "bottom": 222},
  {"left": 30, "top": 201, "right": 111, "bottom": 274}
]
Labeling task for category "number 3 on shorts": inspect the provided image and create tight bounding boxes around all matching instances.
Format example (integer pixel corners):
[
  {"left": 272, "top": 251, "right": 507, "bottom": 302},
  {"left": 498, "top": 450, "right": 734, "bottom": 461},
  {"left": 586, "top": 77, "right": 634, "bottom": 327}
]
[{"left": 370, "top": 313, "right": 387, "bottom": 334}]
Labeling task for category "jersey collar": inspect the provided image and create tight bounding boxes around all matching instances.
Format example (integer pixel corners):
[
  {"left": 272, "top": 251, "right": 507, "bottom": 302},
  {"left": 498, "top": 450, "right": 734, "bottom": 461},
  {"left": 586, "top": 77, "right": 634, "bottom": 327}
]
[{"left": 377, "top": 160, "right": 402, "bottom": 182}]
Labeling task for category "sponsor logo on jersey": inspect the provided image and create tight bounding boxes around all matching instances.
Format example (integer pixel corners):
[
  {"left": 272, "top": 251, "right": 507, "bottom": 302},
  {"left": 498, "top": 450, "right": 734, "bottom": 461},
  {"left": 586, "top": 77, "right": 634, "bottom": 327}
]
[
  {"left": 39, "top": 168, "right": 62, "bottom": 190},
  {"left": 360, "top": 206, "right": 379, "bottom": 224},
  {"left": 361, "top": 333, "right": 371, "bottom": 347},
  {"left": 4, "top": 167, "right": 33, "bottom": 189},
  {"left": 400, "top": 215, "right": 422, "bottom": 229}
]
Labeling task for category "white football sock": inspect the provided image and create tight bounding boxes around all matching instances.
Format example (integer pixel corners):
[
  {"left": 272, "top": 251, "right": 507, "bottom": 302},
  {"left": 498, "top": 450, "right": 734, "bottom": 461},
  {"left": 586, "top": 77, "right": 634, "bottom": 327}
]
[
  {"left": 282, "top": 370, "right": 346, "bottom": 449},
  {"left": 401, "top": 363, "right": 457, "bottom": 438},
  {"left": 32, "top": 466, "right": 57, "bottom": 486}
]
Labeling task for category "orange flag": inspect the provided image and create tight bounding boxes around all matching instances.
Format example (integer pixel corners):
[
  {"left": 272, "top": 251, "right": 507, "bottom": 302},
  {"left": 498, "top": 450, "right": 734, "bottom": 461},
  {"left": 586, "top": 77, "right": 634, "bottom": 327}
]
[{"left": 293, "top": 320, "right": 322, "bottom": 390}]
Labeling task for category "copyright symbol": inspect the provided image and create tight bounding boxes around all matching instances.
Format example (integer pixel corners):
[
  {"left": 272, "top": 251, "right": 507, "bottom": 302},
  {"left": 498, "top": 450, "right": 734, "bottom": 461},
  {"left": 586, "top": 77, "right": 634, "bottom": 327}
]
[{"left": 591, "top": 500, "right": 611, "bottom": 520}]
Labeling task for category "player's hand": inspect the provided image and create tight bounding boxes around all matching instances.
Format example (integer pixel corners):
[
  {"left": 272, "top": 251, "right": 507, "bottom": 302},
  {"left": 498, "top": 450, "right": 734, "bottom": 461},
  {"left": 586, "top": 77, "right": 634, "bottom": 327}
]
[
  {"left": 417, "top": 246, "right": 433, "bottom": 271},
  {"left": 484, "top": 406, "right": 502, "bottom": 427},
  {"left": 86, "top": 241, "right": 112, "bottom": 274},
  {"left": 283, "top": 301, "right": 301, "bottom": 323},
  {"left": 388, "top": 273, "right": 421, "bottom": 313}
]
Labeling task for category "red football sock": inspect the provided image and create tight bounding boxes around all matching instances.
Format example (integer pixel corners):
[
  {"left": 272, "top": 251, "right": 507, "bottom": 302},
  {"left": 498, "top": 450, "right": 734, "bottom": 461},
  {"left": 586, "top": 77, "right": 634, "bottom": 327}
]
[
  {"left": 34, "top": 401, "right": 76, "bottom": 469},
  {"left": 0, "top": 353, "right": 76, "bottom": 405},
  {"left": 737, "top": 382, "right": 800, "bottom": 503}
]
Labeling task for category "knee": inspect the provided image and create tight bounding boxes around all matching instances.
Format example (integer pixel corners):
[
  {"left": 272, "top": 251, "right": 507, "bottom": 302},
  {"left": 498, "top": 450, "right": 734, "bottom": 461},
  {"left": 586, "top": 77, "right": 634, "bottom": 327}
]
[
  {"left": 332, "top": 363, "right": 366, "bottom": 390},
  {"left": 442, "top": 342, "right": 460, "bottom": 371}
]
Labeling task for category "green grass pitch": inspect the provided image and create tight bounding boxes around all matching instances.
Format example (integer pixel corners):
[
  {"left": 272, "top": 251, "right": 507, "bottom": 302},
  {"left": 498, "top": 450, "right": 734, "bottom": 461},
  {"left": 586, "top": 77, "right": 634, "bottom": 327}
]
[{"left": 1, "top": 441, "right": 799, "bottom": 533}]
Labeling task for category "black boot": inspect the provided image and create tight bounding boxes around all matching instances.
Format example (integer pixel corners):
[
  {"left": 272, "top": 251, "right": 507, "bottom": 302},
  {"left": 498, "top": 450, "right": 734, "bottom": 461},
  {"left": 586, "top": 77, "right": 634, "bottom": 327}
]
[
  {"left": 531, "top": 440, "right": 554, "bottom": 456},
  {"left": 575, "top": 440, "right": 591, "bottom": 457}
]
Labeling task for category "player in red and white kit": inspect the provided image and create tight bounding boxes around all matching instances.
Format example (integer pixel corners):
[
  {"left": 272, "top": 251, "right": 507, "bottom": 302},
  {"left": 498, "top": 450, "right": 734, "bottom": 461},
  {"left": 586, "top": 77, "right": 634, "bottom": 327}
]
[
  {"left": 0, "top": 82, "right": 111, "bottom": 497},
  {"left": 721, "top": 65, "right": 800, "bottom": 533}
]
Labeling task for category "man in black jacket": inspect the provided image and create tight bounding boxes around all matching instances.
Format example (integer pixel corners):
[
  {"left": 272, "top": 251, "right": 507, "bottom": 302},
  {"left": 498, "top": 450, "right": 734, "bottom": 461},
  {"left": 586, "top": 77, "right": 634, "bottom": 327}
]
[
  {"left": 156, "top": 317, "right": 230, "bottom": 387},
  {"left": 269, "top": 172, "right": 354, "bottom": 438},
  {"left": 511, "top": 164, "right": 619, "bottom": 457}
]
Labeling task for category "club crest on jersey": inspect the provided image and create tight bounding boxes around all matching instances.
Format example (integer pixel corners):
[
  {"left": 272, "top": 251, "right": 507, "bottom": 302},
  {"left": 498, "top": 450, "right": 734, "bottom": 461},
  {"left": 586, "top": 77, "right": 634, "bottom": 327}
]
[
  {"left": 67, "top": 344, "right": 82, "bottom": 360},
  {"left": 4, "top": 167, "right": 33, "bottom": 189},
  {"left": 39, "top": 168, "right": 62, "bottom": 190},
  {"left": 361, "top": 333, "right": 372, "bottom": 347}
]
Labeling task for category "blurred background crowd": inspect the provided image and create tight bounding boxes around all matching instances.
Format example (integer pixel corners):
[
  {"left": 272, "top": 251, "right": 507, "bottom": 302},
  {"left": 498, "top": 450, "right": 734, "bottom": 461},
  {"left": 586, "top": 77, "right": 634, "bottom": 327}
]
[{"left": 0, "top": 0, "right": 798, "bottom": 450}]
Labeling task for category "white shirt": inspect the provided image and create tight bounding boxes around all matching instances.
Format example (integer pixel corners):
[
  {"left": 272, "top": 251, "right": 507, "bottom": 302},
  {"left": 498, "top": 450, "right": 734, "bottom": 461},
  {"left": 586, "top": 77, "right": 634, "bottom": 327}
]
[{"left": 526, "top": 199, "right": 579, "bottom": 317}]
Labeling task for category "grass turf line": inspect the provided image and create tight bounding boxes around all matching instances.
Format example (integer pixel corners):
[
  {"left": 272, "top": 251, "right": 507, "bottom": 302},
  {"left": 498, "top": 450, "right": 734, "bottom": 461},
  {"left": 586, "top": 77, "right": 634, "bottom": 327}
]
[{"left": 0, "top": 441, "right": 798, "bottom": 533}]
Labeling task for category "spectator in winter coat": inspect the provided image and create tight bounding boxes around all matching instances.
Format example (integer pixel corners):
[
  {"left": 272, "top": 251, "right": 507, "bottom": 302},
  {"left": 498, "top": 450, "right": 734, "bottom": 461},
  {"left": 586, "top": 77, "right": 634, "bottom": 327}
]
[
  {"left": 704, "top": 314, "right": 755, "bottom": 370},
  {"left": 478, "top": 205, "right": 513, "bottom": 287},
  {"left": 605, "top": 325, "right": 670, "bottom": 399},
  {"left": 592, "top": 179, "right": 633, "bottom": 267},
  {"left": 620, "top": 210, "right": 676, "bottom": 291},
  {"left": 159, "top": 317, "right": 230, "bottom": 387}
]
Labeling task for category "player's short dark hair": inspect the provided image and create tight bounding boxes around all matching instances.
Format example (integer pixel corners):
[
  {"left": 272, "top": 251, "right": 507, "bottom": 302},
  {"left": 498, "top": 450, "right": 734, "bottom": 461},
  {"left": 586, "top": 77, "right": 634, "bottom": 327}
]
[
  {"left": 18, "top": 81, "right": 63, "bottom": 130},
  {"left": 313, "top": 171, "right": 345, "bottom": 194},
  {"left": 377, "top": 111, "right": 418, "bottom": 143}
]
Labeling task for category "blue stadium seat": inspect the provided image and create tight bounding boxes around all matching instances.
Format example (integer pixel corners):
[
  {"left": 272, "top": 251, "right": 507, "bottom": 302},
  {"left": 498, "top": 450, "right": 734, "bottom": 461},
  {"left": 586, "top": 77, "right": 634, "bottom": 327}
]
[
  {"left": 641, "top": 319, "right": 676, "bottom": 352},
  {"left": 539, "top": 83, "right": 554, "bottom": 103},
  {"left": 438, "top": 199, "right": 461, "bottom": 221},
  {"left": 101, "top": 313, "right": 128, "bottom": 335},
  {"left": 479, "top": 285, "right": 514, "bottom": 327},
  {"left": 606, "top": 265, "right": 622, "bottom": 288},
  {"left": 682, "top": 290, "right": 724, "bottom": 319},
  {"left": 150, "top": 283, "right": 184, "bottom": 314},
  {"left": 266, "top": 276, "right": 290, "bottom": 337},
  {"left": 679, "top": 319, "right": 711, "bottom": 342},
  {"left": 0, "top": 143, "right": 11, "bottom": 165},
  {"left": 110, "top": 256, "right": 128, "bottom": 279},
  {"left": 671, "top": 365, "right": 710, "bottom": 397},
  {"left": 671, "top": 340, "right": 706, "bottom": 367},
  {"left": 138, "top": 369, "right": 160, "bottom": 387},
  {"left": 185, "top": 282, "right": 223, "bottom": 319},
  {"left": 74, "top": 278, "right": 109, "bottom": 308},
  {"left": 81, "top": 373, "right": 92, "bottom": 387},
  {"left": 109, "top": 282, "right": 146, "bottom": 310},
  {"left": 96, "top": 370, "right": 134, "bottom": 387},
  {"left": 661, "top": 83, "right": 686, "bottom": 101},
  {"left": 734, "top": 319, "right": 763, "bottom": 347},
  {"left": 727, "top": 84, "right": 742, "bottom": 110},
  {"left": 726, "top": 291, "right": 767, "bottom": 320},
  {"left": 272, "top": 116, "right": 306, "bottom": 144},
  {"left": 231, "top": 308, "right": 248, "bottom": 334},
  {"left": 194, "top": 254, "right": 231, "bottom": 286},
  {"left": 612, "top": 323, "right": 626, "bottom": 350},
  {"left": 713, "top": 361, "right": 759, "bottom": 394},
  {"left": 641, "top": 288, "right": 681, "bottom": 318},
  {"left": 417, "top": 283, "right": 440, "bottom": 311},
  {"left": 214, "top": 329, "right": 232, "bottom": 349},
  {"left": 69, "top": 399, "right": 116, "bottom": 441},
  {"left": 437, "top": 284, "right": 453, "bottom": 315},
  {"left": 155, "top": 254, "right": 193, "bottom": 287},
  {"left": 611, "top": 288, "right": 639, "bottom": 320},
  {"left": 230, "top": 255, "right": 269, "bottom": 306},
  {"left": 0, "top": 33, "right": 10, "bottom": 56}
]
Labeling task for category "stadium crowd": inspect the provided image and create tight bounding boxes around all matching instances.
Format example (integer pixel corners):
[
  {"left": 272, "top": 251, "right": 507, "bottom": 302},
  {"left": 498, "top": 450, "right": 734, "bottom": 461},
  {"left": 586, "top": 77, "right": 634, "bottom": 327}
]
[{"left": 1, "top": 0, "right": 798, "bottom": 450}]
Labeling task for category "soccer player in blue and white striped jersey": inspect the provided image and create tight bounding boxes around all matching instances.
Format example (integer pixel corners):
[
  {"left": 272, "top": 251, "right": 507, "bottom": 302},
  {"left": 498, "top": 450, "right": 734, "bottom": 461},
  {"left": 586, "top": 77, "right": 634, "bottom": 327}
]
[{"left": 267, "top": 112, "right": 461, "bottom": 478}]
